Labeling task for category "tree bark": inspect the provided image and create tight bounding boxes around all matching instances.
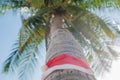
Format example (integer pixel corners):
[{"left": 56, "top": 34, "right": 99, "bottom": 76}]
[{"left": 42, "top": 15, "right": 96, "bottom": 80}]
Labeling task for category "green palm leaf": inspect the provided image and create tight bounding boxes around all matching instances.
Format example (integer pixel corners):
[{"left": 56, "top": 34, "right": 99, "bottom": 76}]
[
  {"left": 65, "top": 5, "right": 115, "bottom": 39},
  {"left": 63, "top": 5, "right": 119, "bottom": 75},
  {"left": 19, "top": 15, "right": 45, "bottom": 52},
  {"left": 2, "top": 3, "right": 47, "bottom": 79},
  {"left": 3, "top": 42, "right": 19, "bottom": 72},
  {"left": 1, "top": 0, "right": 120, "bottom": 79},
  {"left": 3, "top": 32, "right": 45, "bottom": 80}
]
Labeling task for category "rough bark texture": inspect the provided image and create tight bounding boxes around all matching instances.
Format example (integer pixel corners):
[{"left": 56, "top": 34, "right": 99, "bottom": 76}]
[
  {"left": 45, "top": 69, "right": 95, "bottom": 80},
  {"left": 46, "top": 29, "right": 86, "bottom": 62},
  {"left": 44, "top": 15, "right": 96, "bottom": 80},
  {"left": 46, "top": 15, "right": 86, "bottom": 62}
]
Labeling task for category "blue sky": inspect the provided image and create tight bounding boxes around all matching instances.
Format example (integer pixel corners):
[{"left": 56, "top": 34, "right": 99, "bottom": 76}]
[{"left": 0, "top": 10, "right": 120, "bottom": 80}]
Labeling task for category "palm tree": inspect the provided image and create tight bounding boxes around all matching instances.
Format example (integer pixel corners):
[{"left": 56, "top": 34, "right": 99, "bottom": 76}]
[{"left": 0, "top": 0, "right": 120, "bottom": 80}]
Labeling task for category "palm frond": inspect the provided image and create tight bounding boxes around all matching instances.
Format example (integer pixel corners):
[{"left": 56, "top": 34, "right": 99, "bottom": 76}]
[
  {"left": 12, "top": 8, "right": 46, "bottom": 80},
  {"left": 88, "top": 47, "right": 112, "bottom": 75},
  {"left": 19, "top": 7, "right": 48, "bottom": 52},
  {"left": 0, "top": 0, "right": 30, "bottom": 13},
  {"left": 64, "top": 5, "right": 119, "bottom": 75},
  {"left": 100, "top": 16, "right": 120, "bottom": 35},
  {"left": 18, "top": 41, "right": 42, "bottom": 80},
  {"left": 26, "top": 0, "right": 44, "bottom": 8},
  {"left": 1, "top": 0, "right": 120, "bottom": 14},
  {"left": 108, "top": 46, "right": 120, "bottom": 59},
  {"left": 19, "top": 25, "right": 45, "bottom": 52},
  {"left": 3, "top": 36, "right": 45, "bottom": 80},
  {"left": 71, "top": 0, "right": 120, "bottom": 9},
  {"left": 44, "top": 0, "right": 120, "bottom": 9},
  {"left": 65, "top": 5, "right": 115, "bottom": 39},
  {"left": 2, "top": 8, "right": 46, "bottom": 79},
  {"left": 3, "top": 41, "right": 20, "bottom": 73},
  {"left": 97, "top": 17, "right": 115, "bottom": 39}
]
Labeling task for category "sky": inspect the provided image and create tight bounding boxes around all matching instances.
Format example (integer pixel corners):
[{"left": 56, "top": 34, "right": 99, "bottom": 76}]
[{"left": 0, "top": 10, "right": 120, "bottom": 80}]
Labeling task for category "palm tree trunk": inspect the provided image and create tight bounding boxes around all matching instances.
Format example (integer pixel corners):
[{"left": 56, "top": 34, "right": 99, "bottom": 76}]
[{"left": 42, "top": 15, "right": 96, "bottom": 80}]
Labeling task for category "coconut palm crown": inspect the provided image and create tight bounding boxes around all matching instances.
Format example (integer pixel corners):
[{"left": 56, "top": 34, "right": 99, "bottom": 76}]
[{"left": 0, "top": 0, "right": 120, "bottom": 80}]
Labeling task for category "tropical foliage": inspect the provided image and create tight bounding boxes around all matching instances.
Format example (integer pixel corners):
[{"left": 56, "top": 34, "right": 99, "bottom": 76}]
[{"left": 0, "top": 0, "right": 120, "bottom": 80}]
